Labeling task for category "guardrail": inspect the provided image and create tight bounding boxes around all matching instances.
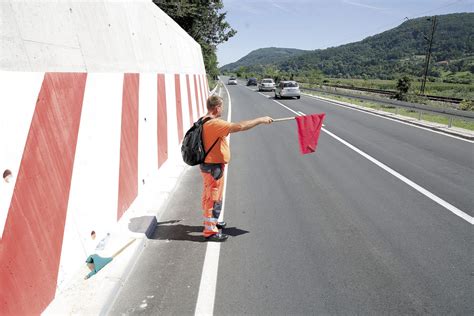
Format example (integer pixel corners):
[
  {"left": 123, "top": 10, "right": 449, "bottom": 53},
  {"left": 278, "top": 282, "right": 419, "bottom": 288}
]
[
  {"left": 300, "top": 85, "right": 474, "bottom": 127},
  {"left": 317, "top": 83, "right": 466, "bottom": 104}
]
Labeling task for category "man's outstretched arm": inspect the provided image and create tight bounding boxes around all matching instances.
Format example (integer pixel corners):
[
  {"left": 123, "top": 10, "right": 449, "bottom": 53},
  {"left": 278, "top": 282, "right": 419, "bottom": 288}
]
[{"left": 229, "top": 116, "right": 273, "bottom": 133}]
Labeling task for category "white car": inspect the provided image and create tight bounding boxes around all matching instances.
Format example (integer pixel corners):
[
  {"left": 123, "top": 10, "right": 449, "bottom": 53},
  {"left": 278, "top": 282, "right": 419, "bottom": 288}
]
[
  {"left": 227, "top": 77, "right": 237, "bottom": 85},
  {"left": 275, "top": 81, "right": 301, "bottom": 99},
  {"left": 258, "top": 78, "right": 275, "bottom": 91}
]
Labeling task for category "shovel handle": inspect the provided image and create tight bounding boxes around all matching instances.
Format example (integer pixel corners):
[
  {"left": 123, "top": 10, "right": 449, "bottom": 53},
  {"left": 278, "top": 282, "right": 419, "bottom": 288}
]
[{"left": 112, "top": 239, "right": 136, "bottom": 258}]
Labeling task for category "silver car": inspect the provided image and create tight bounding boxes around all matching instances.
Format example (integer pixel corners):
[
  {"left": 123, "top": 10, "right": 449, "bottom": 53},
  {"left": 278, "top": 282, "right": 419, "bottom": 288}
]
[
  {"left": 227, "top": 77, "right": 237, "bottom": 85},
  {"left": 258, "top": 78, "right": 275, "bottom": 92},
  {"left": 275, "top": 81, "right": 301, "bottom": 99}
]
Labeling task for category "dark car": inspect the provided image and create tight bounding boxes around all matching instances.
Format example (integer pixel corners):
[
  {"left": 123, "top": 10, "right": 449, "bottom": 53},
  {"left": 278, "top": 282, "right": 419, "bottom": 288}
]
[{"left": 246, "top": 78, "right": 258, "bottom": 86}]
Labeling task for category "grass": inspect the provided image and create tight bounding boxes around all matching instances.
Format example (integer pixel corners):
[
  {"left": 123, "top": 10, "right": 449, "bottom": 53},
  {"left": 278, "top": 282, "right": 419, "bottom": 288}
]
[
  {"left": 297, "top": 77, "right": 474, "bottom": 100},
  {"left": 303, "top": 90, "right": 474, "bottom": 131}
]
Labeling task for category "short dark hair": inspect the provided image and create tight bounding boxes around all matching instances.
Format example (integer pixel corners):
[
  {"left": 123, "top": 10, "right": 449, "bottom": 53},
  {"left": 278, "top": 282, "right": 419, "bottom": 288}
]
[{"left": 207, "top": 95, "right": 223, "bottom": 111}]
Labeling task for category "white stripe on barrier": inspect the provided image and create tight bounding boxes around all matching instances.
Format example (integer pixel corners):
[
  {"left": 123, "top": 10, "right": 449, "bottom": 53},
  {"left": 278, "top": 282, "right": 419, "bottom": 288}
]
[
  {"left": 138, "top": 73, "right": 159, "bottom": 197},
  {"left": 165, "top": 74, "right": 179, "bottom": 158},
  {"left": 57, "top": 74, "right": 124, "bottom": 294},
  {"left": 180, "top": 74, "right": 191, "bottom": 130},
  {"left": 188, "top": 75, "right": 198, "bottom": 121}
]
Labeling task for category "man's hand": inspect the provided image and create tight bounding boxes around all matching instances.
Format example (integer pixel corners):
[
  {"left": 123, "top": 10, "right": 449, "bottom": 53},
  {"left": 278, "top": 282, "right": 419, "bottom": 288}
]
[{"left": 260, "top": 116, "right": 273, "bottom": 124}]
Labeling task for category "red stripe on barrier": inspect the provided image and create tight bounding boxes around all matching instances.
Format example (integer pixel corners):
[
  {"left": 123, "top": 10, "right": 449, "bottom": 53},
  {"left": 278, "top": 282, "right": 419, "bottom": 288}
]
[
  {"left": 175, "top": 74, "right": 184, "bottom": 142},
  {"left": 0, "top": 73, "right": 86, "bottom": 316},
  {"left": 157, "top": 74, "right": 168, "bottom": 168},
  {"left": 193, "top": 74, "right": 201, "bottom": 117},
  {"left": 117, "top": 74, "right": 139, "bottom": 220},
  {"left": 186, "top": 75, "right": 194, "bottom": 125}
]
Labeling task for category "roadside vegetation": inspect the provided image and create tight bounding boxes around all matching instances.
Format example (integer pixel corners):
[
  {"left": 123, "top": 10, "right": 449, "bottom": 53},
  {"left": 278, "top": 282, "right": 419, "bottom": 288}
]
[
  {"left": 301, "top": 89, "right": 474, "bottom": 131},
  {"left": 154, "top": 1, "right": 236, "bottom": 81},
  {"left": 223, "top": 69, "right": 473, "bottom": 108}
]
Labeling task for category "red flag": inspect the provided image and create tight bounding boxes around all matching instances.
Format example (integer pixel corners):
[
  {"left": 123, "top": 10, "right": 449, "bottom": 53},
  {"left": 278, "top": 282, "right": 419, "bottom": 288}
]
[{"left": 295, "top": 113, "right": 325, "bottom": 154}]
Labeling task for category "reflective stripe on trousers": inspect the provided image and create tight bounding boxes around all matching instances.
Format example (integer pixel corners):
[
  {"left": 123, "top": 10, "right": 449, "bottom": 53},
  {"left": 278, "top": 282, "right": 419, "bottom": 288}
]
[{"left": 201, "top": 170, "right": 224, "bottom": 237}]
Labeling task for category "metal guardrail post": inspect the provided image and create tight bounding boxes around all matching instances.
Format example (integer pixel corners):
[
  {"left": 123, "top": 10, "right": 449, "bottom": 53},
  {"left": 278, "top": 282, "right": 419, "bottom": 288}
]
[
  {"left": 448, "top": 116, "right": 453, "bottom": 128},
  {"left": 418, "top": 111, "right": 422, "bottom": 121}
]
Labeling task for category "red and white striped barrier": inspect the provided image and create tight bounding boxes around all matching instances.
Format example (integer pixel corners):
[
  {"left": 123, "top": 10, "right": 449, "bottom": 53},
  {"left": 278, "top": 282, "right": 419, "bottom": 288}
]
[{"left": 0, "top": 71, "right": 209, "bottom": 315}]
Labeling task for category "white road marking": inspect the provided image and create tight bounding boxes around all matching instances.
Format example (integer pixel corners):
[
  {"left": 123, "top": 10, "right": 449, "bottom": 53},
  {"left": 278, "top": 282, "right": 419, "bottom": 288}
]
[
  {"left": 194, "top": 82, "right": 232, "bottom": 316},
  {"left": 303, "top": 93, "right": 473, "bottom": 143},
  {"left": 272, "top": 96, "right": 473, "bottom": 224}
]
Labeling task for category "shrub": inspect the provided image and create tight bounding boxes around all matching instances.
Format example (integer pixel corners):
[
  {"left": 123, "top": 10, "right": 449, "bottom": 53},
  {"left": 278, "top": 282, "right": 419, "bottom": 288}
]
[{"left": 459, "top": 99, "right": 474, "bottom": 111}]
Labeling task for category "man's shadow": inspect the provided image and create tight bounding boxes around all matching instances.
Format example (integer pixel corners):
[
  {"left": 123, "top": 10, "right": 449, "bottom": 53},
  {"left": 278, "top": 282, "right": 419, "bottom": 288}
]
[{"left": 129, "top": 217, "right": 249, "bottom": 242}]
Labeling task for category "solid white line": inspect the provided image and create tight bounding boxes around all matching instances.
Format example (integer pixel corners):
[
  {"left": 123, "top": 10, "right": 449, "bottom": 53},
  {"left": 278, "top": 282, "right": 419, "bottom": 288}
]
[
  {"left": 303, "top": 92, "right": 474, "bottom": 143},
  {"left": 194, "top": 242, "right": 220, "bottom": 316},
  {"left": 271, "top": 95, "right": 473, "bottom": 224},
  {"left": 194, "top": 82, "right": 232, "bottom": 316}
]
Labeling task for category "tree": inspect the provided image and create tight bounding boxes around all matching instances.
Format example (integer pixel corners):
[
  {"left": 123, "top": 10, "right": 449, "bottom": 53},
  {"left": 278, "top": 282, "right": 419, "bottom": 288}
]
[
  {"left": 153, "top": 1, "right": 236, "bottom": 77},
  {"left": 395, "top": 76, "right": 411, "bottom": 100}
]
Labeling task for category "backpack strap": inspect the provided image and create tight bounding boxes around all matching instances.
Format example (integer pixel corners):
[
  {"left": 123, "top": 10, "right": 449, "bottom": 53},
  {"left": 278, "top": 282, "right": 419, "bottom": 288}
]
[
  {"left": 204, "top": 138, "right": 219, "bottom": 158},
  {"left": 202, "top": 117, "right": 219, "bottom": 159}
]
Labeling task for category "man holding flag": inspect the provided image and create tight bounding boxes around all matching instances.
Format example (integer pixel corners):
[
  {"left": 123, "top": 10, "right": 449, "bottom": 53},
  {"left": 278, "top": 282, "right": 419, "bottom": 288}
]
[
  {"left": 200, "top": 95, "right": 273, "bottom": 241},
  {"left": 199, "top": 95, "right": 325, "bottom": 242}
]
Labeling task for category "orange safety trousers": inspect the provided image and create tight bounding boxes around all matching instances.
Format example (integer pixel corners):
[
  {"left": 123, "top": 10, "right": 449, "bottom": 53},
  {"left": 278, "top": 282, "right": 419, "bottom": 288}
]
[{"left": 200, "top": 170, "right": 224, "bottom": 237}]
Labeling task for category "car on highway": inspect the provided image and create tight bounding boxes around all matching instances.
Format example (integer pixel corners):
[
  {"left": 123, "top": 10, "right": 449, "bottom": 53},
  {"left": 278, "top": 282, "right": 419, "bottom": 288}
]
[
  {"left": 246, "top": 77, "right": 258, "bottom": 86},
  {"left": 258, "top": 78, "right": 275, "bottom": 92},
  {"left": 227, "top": 77, "right": 237, "bottom": 85},
  {"left": 275, "top": 80, "right": 300, "bottom": 99}
]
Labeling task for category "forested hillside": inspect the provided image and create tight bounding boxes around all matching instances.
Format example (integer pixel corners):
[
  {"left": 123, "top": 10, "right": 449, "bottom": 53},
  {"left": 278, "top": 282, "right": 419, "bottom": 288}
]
[
  {"left": 220, "top": 47, "right": 309, "bottom": 72},
  {"left": 221, "top": 13, "right": 473, "bottom": 83}
]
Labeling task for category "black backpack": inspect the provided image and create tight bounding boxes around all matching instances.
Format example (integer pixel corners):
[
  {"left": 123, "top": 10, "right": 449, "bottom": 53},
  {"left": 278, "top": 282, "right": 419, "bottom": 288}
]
[{"left": 181, "top": 117, "right": 219, "bottom": 166}]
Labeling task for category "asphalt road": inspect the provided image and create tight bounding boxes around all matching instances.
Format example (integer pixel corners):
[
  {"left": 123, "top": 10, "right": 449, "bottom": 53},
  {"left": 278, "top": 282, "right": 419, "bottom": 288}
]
[{"left": 110, "top": 79, "right": 473, "bottom": 315}]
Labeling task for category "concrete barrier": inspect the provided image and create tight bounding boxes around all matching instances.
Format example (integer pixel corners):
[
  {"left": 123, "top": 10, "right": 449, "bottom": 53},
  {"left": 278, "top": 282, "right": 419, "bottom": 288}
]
[{"left": 0, "top": 1, "right": 208, "bottom": 314}]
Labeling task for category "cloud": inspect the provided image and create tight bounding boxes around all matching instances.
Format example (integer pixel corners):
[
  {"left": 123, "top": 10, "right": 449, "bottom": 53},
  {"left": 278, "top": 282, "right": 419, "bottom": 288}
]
[
  {"left": 269, "top": 1, "right": 293, "bottom": 13},
  {"left": 224, "top": 0, "right": 262, "bottom": 15},
  {"left": 342, "top": 0, "right": 387, "bottom": 11}
]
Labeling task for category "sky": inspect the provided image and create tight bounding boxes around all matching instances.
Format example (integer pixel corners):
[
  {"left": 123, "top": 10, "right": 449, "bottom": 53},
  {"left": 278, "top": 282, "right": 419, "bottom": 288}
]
[{"left": 216, "top": 0, "right": 474, "bottom": 66}]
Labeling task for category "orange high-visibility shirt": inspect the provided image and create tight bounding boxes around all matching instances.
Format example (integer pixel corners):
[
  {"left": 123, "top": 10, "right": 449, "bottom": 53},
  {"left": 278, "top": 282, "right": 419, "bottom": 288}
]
[{"left": 202, "top": 118, "right": 231, "bottom": 163}]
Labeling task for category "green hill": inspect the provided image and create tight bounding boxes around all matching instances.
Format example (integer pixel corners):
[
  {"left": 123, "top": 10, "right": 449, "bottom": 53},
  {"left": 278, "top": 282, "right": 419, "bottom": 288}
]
[
  {"left": 220, "top": 47, "right": 310, "bottom": 72},
  {"left": 220, "top": 13, "right": 473, "bottom": 82}
]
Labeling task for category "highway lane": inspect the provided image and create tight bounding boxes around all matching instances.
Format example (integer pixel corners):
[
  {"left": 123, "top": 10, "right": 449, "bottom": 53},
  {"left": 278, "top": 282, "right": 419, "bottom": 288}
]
[
  {"left": 256, "top": 86, "right": 473, "bottom": 216},
  {"left": 215, "top": 81, "right": 472, "bottom": 314},
  {"left": 110, "top": 80, "right": 473, "bottom": 315}
]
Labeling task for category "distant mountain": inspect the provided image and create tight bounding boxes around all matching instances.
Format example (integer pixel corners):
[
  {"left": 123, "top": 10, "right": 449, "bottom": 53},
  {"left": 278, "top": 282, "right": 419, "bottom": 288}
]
[
  {"left": 220, "top": 47, "right": 310, "bottom": 72},
  {"left": 220, "top": 13, "right": 473, "bottom": 81}
]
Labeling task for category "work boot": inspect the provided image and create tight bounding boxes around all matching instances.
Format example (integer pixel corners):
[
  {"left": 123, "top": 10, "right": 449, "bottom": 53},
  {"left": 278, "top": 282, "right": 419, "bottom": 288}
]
[
  {"left": 205, "top": 233, "right": 228, "bottom": 242},
  {"left": 216, "top": 221, "right": 226, "bottom": 229}
]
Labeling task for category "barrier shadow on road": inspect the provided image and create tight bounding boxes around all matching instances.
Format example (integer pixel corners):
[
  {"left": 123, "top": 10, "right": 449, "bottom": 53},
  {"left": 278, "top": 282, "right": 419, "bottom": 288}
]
[{"left": 147, "top": 220, "right": 249, "bottom": 242}]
